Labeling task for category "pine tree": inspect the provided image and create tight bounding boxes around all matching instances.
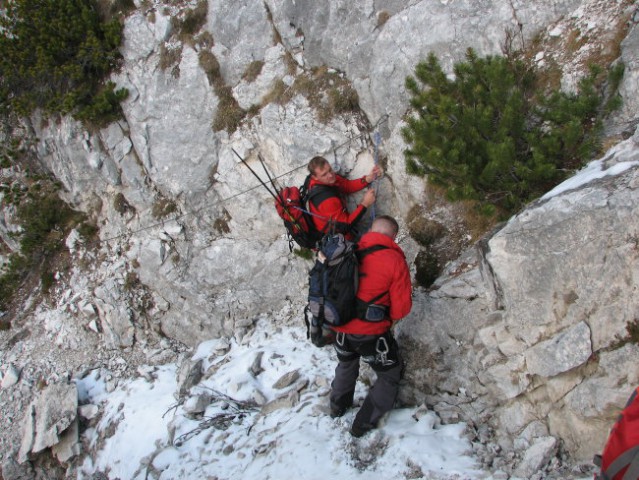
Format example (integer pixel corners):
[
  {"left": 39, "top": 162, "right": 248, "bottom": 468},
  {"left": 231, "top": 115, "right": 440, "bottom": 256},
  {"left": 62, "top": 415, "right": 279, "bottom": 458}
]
[
  {"left": 403, "top": 48, "right": 611, "bottom": 215},
  {"left": 0, "top": 0, "right": 127, "bottom": 124}
]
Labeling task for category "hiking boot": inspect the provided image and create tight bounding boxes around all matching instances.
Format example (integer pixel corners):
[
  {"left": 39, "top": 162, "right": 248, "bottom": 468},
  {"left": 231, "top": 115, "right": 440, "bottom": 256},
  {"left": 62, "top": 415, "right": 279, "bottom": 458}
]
[
  {"left": 330, "top": 405, "right": 348, "bottom": 418},
  {"left": 350, "top": 422, "right": 374, "bottom": 438}
]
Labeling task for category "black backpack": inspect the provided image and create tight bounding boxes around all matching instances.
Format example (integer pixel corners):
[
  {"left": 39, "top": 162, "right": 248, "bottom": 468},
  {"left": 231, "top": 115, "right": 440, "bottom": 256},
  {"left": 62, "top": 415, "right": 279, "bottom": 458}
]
[
  {"left": 274, "top": 175, "right": 338, "bottom": 251},
  {"left": 304, "top": 233, "right": 388, "bottom": 347}
]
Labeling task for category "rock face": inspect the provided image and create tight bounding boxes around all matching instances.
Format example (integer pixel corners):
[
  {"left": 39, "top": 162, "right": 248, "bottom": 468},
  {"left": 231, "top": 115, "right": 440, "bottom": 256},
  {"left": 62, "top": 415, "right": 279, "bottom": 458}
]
[
  {"left": 1, "top": 0, "right": 639, "bottom": 472},
  {"left": 18, "top": 383, "right": 79, "bottom": 463},
  {"left": 398, "top": 131, "right": 639, "bottom": 462}
]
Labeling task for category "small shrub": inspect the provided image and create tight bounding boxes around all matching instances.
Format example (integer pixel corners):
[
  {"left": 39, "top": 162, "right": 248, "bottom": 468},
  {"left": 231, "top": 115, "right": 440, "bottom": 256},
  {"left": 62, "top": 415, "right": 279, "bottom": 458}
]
[
  {"left": 77, "top": 221, "right": 99, "bottom": 241},
  {"left": 96, "top": 0, "right": 136, "bottom": 18},
  {"left": 274, "top": 67, "right": 360, "bottom": 123},
  {"left": 75, "top": 81, "right": 129, "bottom": 128},
  {"left": 627, "top": 319, "right": 639, "bottom": 344},
  {"left": 414, "top": 250, "right": 440, "bottom": 288},
  {"left": 293, "top": 248, "right": 314, "bottom": 261},
  {"left": 152, "top": 197, "right": 178, "bottom": 219},
  {"left": 199, "top": 50, "right": 221, "bottom": 85},
  {"left": 0, "top": 316, "right": 10, "bottom": 330},
  {"left": 173, "top": 0, "right": 208, "bottom": 40},
  {"left": 604, "top": 63, "right": 625, "bottom": 114},
  {"left": 213, "top": 217, "right": 230, "bottom": 234},
  {"left": 0, "top": 184, "right": 86, "bottom": 309},
  {"left": 246, "top": 104, "right": 261, "bottom": 116},
  {"left": 18, "top": 193, "right": 78, "bottom": 257},
  {"left": 319, "top": 85, "right": 359, "bottom": 122},
  {"left": 243, "top": 61, "right": 265, "bottom": 83},
  {"left": 159, "top": 44, "right": 183, "bottom": 72},
  {"left": 407, "top": 216, "right": 447, "bottom": 247},
  {"left": 611, "top": 318, "right": 639, "bottom": 350},
  {"left": 376, "top": 11, "right": 391, "bottom": 29},
  {"left": 402, "top": 48, "right": 614, "bottom": 216},
  {"left": 261, "top": 79, "right": 289, "bottom": 106},
  {"left": 41, "top": 270, "right": 56, "bottom": 293},
  {"left": 0, "top": 0, "right": 127, "bottom": 124},
  {"left": 113, "top": 192, "right": 134, "bottom": 215},
  {"left": 194, "top": 31, "right": 215, "bottom": 49},
  {"left": 212, "top": 85, "right": 246, "bottom": 133}
]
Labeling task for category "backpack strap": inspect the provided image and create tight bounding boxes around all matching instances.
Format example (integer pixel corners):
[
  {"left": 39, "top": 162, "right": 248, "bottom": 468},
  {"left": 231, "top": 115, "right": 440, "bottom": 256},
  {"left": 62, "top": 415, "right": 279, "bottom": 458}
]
[
  {"left": 602, "top": 445, "right": 639, "bottom": 480},
  {"left": 307, "top": 184, "right": 339, "bottom": 208},
  {"left": 356, "top": 244, "right": 389, "bottom": 259},
  {"left": 625, "top": 453, "right": 639, "bottom": 480}
]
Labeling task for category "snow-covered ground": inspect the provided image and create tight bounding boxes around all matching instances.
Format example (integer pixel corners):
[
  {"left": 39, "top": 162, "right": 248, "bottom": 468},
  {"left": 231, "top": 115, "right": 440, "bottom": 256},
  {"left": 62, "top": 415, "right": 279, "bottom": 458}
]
[
  {"left": 67, "top": 145, "right": 639, "bottom": 480},
  {"left": 542, "top": 139, "right": 639, "bottom": 199},
  {"left": 75, "top": 315, "right": 490, "bottom": 480}
]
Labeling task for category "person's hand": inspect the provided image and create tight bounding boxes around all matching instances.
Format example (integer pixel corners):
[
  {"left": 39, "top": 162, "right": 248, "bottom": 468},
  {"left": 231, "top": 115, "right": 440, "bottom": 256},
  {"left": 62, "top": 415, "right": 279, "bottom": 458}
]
[
  {"left": 365, "top": 165, "right": 382, "bottom": 184},
  {"left": 360, "top": 188, "right": 376, "bottom": 208}
]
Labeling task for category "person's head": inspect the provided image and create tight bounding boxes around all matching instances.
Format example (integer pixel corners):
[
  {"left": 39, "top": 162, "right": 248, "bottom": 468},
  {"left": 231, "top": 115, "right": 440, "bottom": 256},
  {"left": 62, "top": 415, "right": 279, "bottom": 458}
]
[
  {"left": 371, "top": 215, "right": 399, "bottom": 240},
  {"left": 308, "top": 156, "right": 336, "bottom": 185}
]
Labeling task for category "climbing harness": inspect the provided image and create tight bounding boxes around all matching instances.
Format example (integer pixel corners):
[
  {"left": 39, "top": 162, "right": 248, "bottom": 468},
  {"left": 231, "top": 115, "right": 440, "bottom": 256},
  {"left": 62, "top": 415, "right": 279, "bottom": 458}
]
[
  {"left": 334, "top": 331, "right": 396, "bottom": 367},
  {"left": 374, "top": 336, "right": 395, "bottom": 367}
]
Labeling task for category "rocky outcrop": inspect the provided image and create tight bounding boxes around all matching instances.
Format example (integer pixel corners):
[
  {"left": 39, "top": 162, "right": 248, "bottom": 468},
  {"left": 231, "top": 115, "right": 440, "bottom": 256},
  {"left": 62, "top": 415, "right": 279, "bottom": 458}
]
[
  {"left": 8, "top": 0, "right": 633, "bottom": 350},
  {"left": 398, "top": 129, "right": 639, "bottom": 464},
  {"left": 1, "top": 0, "right": 639, "bottom": 474},
  {"left": 17, "top": 382, "right": 79, "bottom": 464}
]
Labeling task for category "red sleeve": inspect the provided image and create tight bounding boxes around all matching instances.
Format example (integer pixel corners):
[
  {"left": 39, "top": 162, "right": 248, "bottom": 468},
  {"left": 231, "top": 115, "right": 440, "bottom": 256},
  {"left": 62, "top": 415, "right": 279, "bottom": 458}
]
[
  {"left": 388, "top": 256, "right": 412, "bottom": 321},
  {"left": 335, "top": 175, "right": 369, "bottom": 194},
  {"left": 346, "top": 204, "right": 367, "bottom": 226},
  {"left": 314, "top": 192, "right": 367, "bottom": 234}
]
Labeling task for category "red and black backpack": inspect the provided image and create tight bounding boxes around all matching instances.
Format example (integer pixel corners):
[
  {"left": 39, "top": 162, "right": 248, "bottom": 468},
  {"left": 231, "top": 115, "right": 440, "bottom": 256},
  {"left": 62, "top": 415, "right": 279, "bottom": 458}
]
[
  {"left": 594, "top": 387, "right": 639, "bottom": 480},
  {"left": 233, "top": 150, "right": 338, "bottom": 251},
  {"left": 274, "top": 175, "right": 337, "bottom": 251}
]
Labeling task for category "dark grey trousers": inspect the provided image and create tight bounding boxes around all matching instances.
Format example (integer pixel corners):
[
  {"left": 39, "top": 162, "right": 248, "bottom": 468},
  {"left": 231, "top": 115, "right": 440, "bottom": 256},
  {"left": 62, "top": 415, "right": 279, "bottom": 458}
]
[{"left": 330, "top": 332, "right": 404, "bottom": 428}]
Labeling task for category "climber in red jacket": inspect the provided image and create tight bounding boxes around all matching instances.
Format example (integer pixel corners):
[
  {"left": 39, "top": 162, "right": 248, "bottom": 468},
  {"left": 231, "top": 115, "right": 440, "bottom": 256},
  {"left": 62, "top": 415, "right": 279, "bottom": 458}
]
[
  {"left": 329, "top": 215, "right": 413, "bottom": 437},
  {"left": 306, "top": 156, "right": 380, "bottom": 239}
]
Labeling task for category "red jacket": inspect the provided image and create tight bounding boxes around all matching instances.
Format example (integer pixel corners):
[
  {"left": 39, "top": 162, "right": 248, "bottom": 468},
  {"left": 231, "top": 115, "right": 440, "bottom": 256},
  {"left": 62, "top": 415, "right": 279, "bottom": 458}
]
[
  {"left": 307, "top": 174, "right": 369, "bottom": 238},
  {"left": 333, "top": 231, "right": 412, "bottom": 336}
]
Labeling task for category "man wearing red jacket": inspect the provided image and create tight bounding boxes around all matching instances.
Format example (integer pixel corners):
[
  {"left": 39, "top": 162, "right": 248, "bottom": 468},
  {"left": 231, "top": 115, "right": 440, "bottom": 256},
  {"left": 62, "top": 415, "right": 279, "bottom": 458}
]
[
  {"left": 307, "top": 156, "right": 380, "bottom": 239},
  {"left": 329, "top": 215, "right": 413, "bottom": 437}
]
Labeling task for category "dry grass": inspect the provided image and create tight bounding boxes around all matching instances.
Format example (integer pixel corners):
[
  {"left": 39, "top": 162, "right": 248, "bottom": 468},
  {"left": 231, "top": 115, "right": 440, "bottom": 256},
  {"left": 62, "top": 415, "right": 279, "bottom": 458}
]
[
  {"left": 159, "top": 44, "right": 183, "bottom": 73},
  {"left": 199, "top": 50, "right": 221, "bottom": 85},
  {"left": 426, "top": 184, "right": 500, "bottom": 242},
  {"left": 170, "top": 0, "right": 208, "bottom": 44},
  {"left": 95, "top": 0, "right": 136, "bottom": 21},
  {"left": 284, "top": 52, "right": 299, "bottom": 75},
  {"left": 260, "top": 67, "right": 359, "bottom": 123},
  {"left": 261, "top": 79, "right": 289, "bottom": 106},
  {"left": 242, "top": 61, "right": 265, "bottom": 83},
  {"left": 564, "top": 28, "right": 587, "bottom": 55},
  {"left": 152, "top": 197, "right": 178, "bottom": 219},
  {"left": 376, "top": 11, "right": 391, "bottom": 29},
  {"left": 212, "top": 85, "right": 245, "bottom": 133},
  {"left": 194, "top": 31, "right": 215, "bottom": 49},
  {"left": 585, "top": 13, "right": 633, "bottom": 69}
]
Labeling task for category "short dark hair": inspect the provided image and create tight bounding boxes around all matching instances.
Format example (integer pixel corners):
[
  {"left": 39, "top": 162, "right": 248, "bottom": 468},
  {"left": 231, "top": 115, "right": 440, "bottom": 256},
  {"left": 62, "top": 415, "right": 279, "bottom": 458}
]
[
  {"left": 308, "top": 156, "right": 329, "bottom": 175},
  {"left": 372, "top": 215, "right": 399, "bottom": 238}
]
